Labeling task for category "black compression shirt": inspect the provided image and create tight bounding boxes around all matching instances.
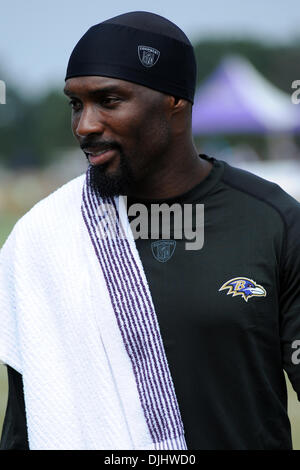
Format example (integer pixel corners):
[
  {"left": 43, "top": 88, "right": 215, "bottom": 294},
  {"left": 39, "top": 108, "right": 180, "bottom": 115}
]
[
  {"left": 1, "top": 155, "right": 300, "bottom": 449},
  {"left": 0, "top": 366, "right": 29, "bottom": 449}
]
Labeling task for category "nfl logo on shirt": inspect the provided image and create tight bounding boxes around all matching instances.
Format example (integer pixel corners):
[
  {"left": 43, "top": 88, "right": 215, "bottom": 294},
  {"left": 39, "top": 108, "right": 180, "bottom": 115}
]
[{"left": 151, "top": 240, "right": 176, "bottom": 262}]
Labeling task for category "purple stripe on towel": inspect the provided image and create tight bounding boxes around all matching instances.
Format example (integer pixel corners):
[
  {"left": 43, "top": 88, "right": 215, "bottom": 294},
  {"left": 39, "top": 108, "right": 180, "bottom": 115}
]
[
  {"left": 84, "top": 183, "right": 163, "bottom": 441},
  {"left": 81, "top": 167, "right": 186, "bottom": 449}
]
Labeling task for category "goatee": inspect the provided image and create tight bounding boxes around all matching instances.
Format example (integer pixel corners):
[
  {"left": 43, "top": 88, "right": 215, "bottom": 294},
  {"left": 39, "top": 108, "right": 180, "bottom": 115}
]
[{"left": 88, "top": 152, "right": 134, "bottom": 198}]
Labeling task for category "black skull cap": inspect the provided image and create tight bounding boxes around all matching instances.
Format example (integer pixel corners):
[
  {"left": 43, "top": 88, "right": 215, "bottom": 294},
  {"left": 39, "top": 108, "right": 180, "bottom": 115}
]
[{"left": 65, "top": 11, "right": 197, "bottom": 103}]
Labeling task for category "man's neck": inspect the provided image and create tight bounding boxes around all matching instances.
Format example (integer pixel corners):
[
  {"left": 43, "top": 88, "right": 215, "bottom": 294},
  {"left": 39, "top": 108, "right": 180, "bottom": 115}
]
[{"left": 126, "top": 146, "right": 213, "bottom": 200}]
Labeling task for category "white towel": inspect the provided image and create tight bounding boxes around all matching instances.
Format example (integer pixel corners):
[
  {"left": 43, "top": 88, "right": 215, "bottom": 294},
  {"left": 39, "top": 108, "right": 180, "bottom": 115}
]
[{"left": 0, "top": 167, "right": 187, "bottom": 450}]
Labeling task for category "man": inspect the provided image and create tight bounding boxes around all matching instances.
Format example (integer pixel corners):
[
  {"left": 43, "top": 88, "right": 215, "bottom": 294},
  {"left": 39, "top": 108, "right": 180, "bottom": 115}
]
[{"left": 0, "top": 11, "right": 300, "bottom": 450}]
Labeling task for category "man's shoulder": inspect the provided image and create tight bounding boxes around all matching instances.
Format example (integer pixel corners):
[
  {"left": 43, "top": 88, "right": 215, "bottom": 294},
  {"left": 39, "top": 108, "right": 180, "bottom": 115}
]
[{"left": 220, "top": 159, "right": 300, "bottom": 219}]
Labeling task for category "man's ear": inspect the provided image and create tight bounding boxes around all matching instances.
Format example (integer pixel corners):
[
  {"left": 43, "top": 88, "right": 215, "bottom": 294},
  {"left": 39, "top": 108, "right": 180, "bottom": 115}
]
[{"left": 166, "top": 95, "right": 187, "bottom": 114}]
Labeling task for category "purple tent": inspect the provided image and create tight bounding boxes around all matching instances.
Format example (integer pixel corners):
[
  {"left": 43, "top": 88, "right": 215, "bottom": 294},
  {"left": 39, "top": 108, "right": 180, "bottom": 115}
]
[{"left": 192, "top": 55, "right": 300, "bottom": 135}]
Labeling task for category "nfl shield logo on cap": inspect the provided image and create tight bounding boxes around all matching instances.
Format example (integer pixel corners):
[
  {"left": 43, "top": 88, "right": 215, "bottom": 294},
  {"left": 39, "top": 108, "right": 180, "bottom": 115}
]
[{"left": 138, "top": 45, "right": 160, "bottom": 67}]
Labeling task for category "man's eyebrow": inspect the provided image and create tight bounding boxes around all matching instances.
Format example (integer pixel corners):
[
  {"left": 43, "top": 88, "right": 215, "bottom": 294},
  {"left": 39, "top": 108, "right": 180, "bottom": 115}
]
[
  {"left": 63, "top": 86, "right": 125, "bottom": 97},
  {"left": 63, "top": 88, "right": 73, "bottom": 96}
]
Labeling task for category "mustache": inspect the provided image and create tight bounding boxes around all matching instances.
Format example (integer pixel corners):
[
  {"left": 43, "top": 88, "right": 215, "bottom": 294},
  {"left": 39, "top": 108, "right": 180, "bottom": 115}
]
[{"left": 80, "top": 138, "right": 120, "bottom": 153}]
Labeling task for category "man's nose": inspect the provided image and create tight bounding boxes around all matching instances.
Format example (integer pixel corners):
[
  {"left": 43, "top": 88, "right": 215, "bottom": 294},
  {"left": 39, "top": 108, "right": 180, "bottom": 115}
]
[{"left": 75, "top": 106, "right": 105, "bottom": 137}]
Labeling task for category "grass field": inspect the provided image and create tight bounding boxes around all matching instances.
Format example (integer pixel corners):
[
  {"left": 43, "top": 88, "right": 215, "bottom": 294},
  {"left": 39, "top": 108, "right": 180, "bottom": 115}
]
[
  {"left": 0, "top": 212, "right": 299, "bottom": 449},
  {"left": 0, "top": 212, "right": 21, "bottom": 247}
]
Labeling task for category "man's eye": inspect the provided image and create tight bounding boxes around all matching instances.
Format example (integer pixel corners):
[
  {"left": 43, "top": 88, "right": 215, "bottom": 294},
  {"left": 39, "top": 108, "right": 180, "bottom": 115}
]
[
  {"left": 101, "top": 97, "right": 120, "bottom": 106},
  {"left": 68, "top": 99, "right": 81, "bottom": 110}
]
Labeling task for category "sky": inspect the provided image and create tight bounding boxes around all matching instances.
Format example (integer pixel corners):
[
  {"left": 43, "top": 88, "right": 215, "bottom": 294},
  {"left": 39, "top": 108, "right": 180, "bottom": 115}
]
[{"left": 0, "top": 0, "right": 300, "bottom": 97}]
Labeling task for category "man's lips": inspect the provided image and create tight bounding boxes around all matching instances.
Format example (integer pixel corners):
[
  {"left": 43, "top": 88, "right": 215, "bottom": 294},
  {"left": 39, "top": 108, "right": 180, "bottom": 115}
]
[{"left": 84, "top": 148, "right": 117, "bottom": 165}]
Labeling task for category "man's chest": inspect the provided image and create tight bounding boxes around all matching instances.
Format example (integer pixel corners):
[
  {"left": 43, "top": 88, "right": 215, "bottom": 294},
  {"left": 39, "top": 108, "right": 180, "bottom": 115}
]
[{"left": 134, "top": 221, "right": 280, "bottom": 342}]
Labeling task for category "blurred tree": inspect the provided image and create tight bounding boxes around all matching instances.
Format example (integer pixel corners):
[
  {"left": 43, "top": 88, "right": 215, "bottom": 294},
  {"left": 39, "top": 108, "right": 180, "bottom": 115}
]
[
  {"left": 193, "top": 38, "right": 300, "bottom": 93},
  {"left": 0, "top": 83, "right": 76, "bottom": 169},
  {"left": 29, "top": 90, "right": 76, "bottom": 167},
  {"left": 0, "top": 77, "right": 35, "bottom": 168}
]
